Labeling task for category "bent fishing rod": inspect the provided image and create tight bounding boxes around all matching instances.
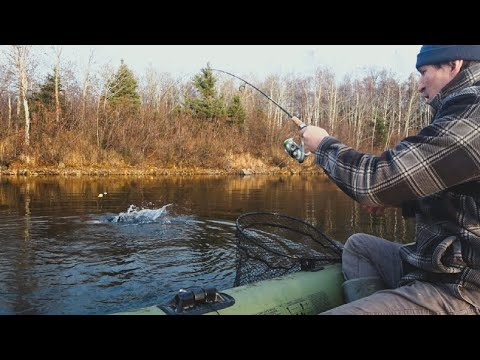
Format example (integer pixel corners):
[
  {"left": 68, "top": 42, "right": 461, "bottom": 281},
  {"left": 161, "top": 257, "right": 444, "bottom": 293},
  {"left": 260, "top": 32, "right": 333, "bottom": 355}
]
[{"left": 211, "top": 68, "right": 310, "bottom": 163}]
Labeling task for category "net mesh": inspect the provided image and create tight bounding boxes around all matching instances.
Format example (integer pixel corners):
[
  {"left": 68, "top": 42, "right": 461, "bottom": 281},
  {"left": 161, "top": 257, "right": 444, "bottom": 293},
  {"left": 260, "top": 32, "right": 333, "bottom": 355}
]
[{"left": 234, "top": 212, "right": 343, "bottom": 286}]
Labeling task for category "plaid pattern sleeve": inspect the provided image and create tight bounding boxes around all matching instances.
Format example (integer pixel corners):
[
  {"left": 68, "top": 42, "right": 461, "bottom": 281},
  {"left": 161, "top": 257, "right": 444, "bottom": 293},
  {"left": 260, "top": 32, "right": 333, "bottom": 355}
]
[{"left": 314, "top": 100, "right": 480, "bottom": 207}]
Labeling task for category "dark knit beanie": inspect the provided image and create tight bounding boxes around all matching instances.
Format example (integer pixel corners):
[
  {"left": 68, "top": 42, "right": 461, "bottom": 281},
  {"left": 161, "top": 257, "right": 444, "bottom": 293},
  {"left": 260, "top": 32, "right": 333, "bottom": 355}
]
[{"left": 416, "top": 45, "right": 480, "bottom": 69}]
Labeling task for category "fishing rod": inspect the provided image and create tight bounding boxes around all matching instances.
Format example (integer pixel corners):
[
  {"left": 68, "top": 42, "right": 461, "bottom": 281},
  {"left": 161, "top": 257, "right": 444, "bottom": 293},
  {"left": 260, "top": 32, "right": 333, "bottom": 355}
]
[{"left": 211, "top": 68, "right": 310, "bottom": 163}]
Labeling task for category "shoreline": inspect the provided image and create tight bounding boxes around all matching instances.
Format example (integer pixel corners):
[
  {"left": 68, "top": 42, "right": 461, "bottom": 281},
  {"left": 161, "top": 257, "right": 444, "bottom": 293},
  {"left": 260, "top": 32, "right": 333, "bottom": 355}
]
[{"left": 0, "top": 165, "right": 325, "bottom": 177}]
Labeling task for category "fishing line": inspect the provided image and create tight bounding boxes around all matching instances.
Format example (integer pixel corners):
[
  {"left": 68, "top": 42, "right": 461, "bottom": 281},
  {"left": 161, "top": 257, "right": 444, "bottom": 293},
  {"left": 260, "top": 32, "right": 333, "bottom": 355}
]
[{"left": 211, "top": 68, "right": 310, "bottom": 163}]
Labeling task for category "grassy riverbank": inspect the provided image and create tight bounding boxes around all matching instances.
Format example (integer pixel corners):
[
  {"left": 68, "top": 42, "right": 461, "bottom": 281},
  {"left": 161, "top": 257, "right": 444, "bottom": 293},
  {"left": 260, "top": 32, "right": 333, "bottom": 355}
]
[{"left": 0, "top": 154, "right": 325, "bottom": 177}]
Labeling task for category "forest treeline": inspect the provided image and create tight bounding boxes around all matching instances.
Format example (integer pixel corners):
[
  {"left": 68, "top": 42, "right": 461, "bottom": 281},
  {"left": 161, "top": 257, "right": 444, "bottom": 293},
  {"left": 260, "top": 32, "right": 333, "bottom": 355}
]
[{"left": 0, "top": 45, "right": 431, "bottom": 174}]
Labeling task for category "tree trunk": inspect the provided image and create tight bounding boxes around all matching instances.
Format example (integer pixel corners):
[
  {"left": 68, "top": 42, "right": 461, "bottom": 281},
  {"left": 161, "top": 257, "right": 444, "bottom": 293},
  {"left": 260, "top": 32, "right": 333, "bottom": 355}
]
[
  {"left": 13, "top": 46, "right": 31, "bottom": 148},
  {"left": 82, "top": 51, "right": 94, "bottom": 123},
  {"left": 21, "top": 72, "right": 30, "bottom": 147},
  {"left": 54, "top": 46, "right": 63, "bottom": 123},
  {"left": 7, "top": 94, "right": 11, "bottom": 130},
  {"left": 16, "top": 95, "right": 20, "bottom": 132}
]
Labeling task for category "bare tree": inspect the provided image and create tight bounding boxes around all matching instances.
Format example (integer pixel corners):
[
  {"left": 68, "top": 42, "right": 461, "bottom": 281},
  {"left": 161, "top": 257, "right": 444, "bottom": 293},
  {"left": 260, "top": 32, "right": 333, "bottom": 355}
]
[
  {"left": 0, "top": 62, "right": 13, "bottom": 131},
  {"left": 402, "top": 74, "right": 421, "bottom": 137},
  {"left": 82, "top": 49, "right": 95, "bottom": 122},
  {"left": 9, "top": 45, "right": 32, "bottom": 147},
  {"left": 328, "top": 77, "right": 338, "bottom": 133},
  {"left": 95, "top": 63, "right": 121, "bottom": 149},
  {"left": 7, "top": 94, "right": 12, "bottom": 129},
  {"left": 52, "top": 46, "right": 63, "bottom": 123},
  {"left": 139, "top": 65, "right": 183, "bottom": 115}
]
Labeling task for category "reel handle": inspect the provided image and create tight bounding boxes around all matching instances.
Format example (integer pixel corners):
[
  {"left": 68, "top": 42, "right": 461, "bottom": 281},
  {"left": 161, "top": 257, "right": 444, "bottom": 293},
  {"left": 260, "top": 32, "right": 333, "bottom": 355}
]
[{"left": 291, "top": 116, "right": 307, "bottom": 129}]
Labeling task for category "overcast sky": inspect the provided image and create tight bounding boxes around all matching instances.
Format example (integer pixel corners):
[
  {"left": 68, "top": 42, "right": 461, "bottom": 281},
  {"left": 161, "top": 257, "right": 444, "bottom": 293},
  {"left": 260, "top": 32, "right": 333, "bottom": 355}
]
[{"left": 57, "top": 45, "right": 421, "bottom": 81}]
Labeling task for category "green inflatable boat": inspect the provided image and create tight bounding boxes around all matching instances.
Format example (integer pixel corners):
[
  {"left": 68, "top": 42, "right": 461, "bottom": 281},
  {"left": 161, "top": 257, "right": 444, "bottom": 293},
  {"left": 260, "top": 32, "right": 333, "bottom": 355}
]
[
  {"left": 115, "top": 212, "right": 352, "bottom": 315},
  {"left": 115, "top": 263, "right": 344, "bottom": 315}
]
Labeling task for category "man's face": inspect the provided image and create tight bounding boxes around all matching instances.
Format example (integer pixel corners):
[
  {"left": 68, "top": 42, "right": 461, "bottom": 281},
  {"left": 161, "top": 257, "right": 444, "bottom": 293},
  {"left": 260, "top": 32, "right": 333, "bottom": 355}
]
[{"left": 417, "top": 63, "right": 458, "bottom": 103}]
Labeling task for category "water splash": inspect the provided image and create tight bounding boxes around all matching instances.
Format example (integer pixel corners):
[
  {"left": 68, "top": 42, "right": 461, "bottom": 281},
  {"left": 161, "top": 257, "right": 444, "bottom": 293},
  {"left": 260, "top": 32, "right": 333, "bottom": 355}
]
[{"left": 109, "top": 204, "right": 172, "bottom": 224}]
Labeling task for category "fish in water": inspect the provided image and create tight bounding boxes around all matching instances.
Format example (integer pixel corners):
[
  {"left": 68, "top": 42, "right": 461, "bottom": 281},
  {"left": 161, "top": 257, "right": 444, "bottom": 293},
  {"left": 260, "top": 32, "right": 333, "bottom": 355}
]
[{"left": 108, "top": 204, "right": 172, "bottom": 224}]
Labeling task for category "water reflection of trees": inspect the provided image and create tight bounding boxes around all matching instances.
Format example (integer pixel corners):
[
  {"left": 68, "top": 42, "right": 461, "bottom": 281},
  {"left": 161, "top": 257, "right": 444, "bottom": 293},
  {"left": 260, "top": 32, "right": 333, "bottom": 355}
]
[{"left": 1, "top": 175, "right": 415, "bottom": 244}]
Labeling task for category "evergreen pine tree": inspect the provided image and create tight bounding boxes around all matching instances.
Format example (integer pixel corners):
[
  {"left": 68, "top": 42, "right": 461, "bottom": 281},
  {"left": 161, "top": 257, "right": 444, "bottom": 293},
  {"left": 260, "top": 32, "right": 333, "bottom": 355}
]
[
  {"left": 184, "top": 65, "right": 227, "bottom": 120},
  {"left": 227, "top": 95, "right": 246, "bottom": 126},
  {"left": 30, "top": 73, "right": 66, "bottom": 113},
  {"left": 105, "top": 60, "right": 141, "bottom": 109}
]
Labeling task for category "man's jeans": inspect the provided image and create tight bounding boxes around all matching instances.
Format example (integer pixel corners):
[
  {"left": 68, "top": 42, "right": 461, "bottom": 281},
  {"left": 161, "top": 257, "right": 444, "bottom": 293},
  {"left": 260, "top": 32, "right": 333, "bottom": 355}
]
[{"left": 321, "top": 233, "right": 480, "bottom": 315}]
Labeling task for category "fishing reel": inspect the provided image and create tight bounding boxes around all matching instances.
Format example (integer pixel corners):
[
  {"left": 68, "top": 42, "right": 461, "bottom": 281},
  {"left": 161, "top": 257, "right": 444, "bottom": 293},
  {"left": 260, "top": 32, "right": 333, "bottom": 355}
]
[{"left": 284, "top": 137, "right": 310, "bottom": 163}]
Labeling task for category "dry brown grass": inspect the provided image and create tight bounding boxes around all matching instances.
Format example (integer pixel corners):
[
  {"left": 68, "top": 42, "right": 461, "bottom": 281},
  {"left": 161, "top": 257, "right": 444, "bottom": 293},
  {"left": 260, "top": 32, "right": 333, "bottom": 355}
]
[
  {"left": 0, "top": 110, "right": 380, "bottom": 175},
  {"left": 0, "top": 135, "right": 19, "bottom": 165},
  {"left": 226, "top": 152, "right": 269, "bottom": 170}
]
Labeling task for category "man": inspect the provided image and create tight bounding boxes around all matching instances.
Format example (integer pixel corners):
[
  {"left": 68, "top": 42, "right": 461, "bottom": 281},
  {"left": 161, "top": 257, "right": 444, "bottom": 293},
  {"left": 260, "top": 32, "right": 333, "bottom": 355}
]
[{"left": 300, "top": 45, "right": 480, "bottom": 314}]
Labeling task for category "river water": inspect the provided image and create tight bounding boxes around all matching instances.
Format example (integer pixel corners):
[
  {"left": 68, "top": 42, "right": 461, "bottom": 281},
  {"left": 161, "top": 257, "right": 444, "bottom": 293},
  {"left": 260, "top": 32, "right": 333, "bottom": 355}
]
[{"left": 0, "top": 175, "right": 415, "bottom": 314}]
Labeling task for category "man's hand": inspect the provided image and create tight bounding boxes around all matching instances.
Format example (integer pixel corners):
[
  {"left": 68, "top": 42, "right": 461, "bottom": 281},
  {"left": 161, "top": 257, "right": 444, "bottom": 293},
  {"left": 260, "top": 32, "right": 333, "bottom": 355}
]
[{"left": 300, "top": 126, "right": 330, "bottom": 153}]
